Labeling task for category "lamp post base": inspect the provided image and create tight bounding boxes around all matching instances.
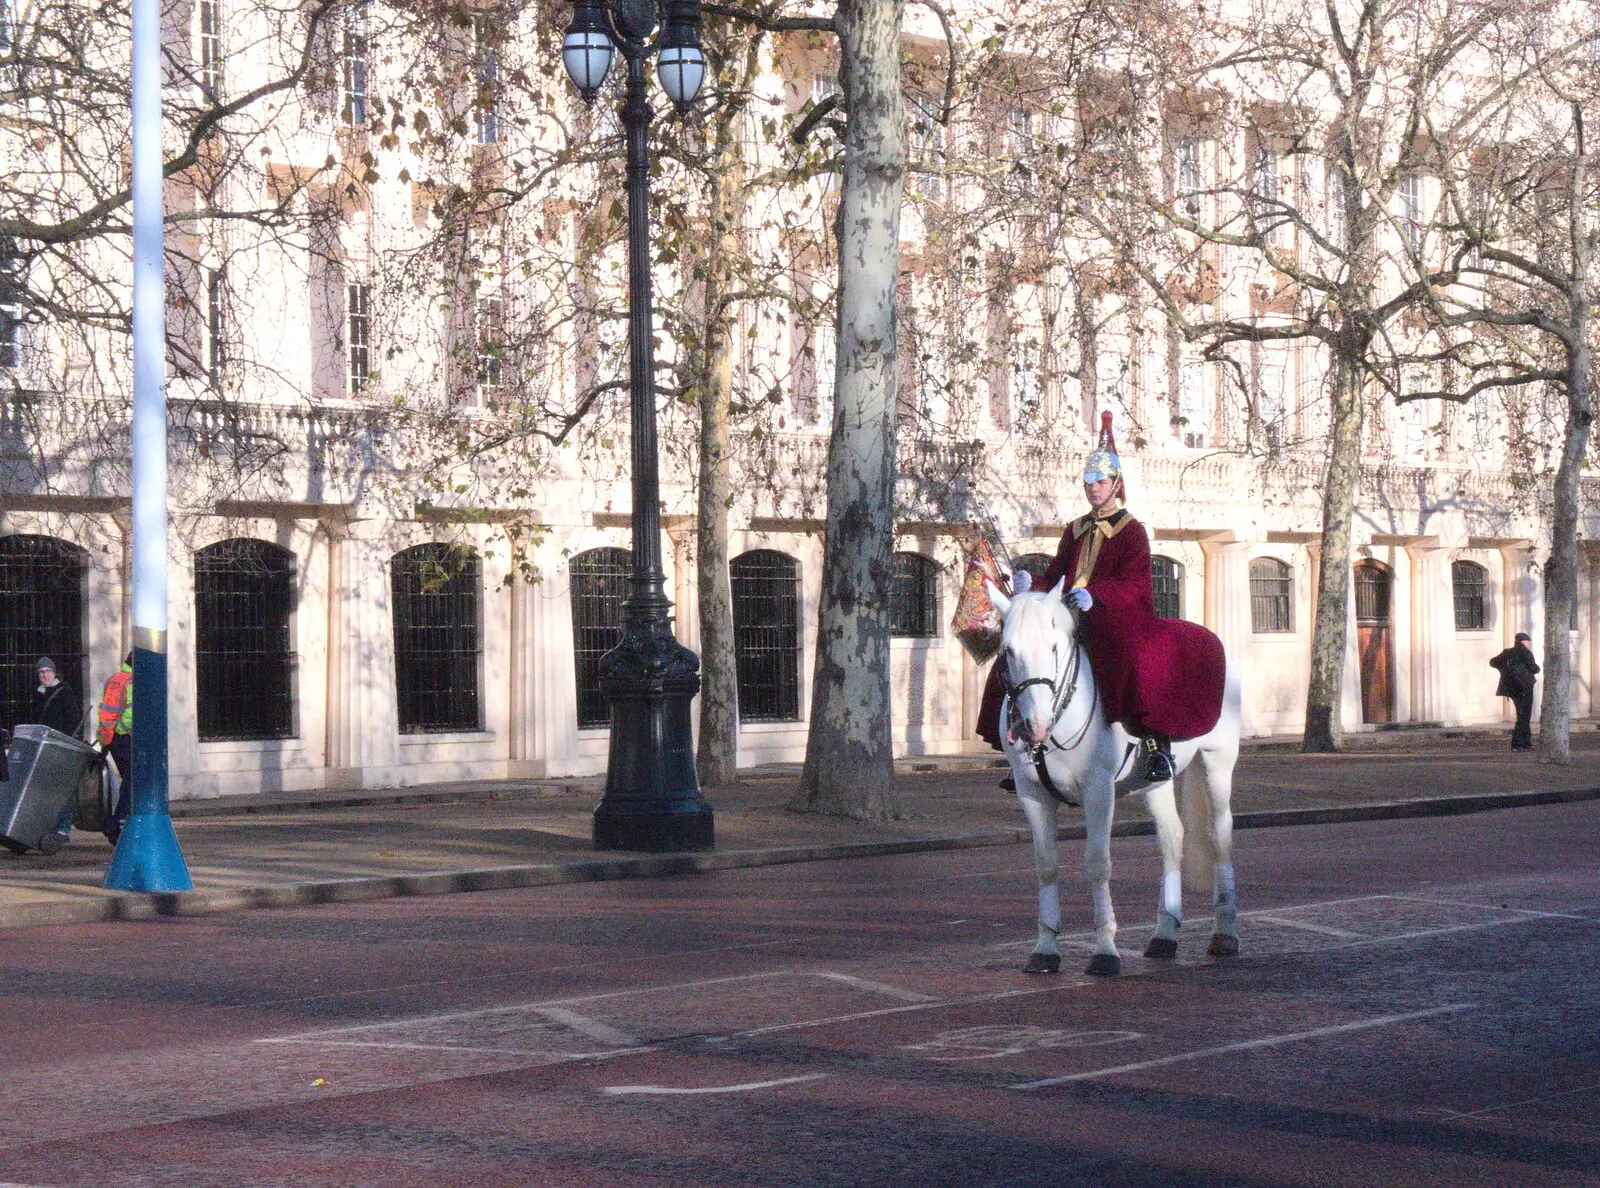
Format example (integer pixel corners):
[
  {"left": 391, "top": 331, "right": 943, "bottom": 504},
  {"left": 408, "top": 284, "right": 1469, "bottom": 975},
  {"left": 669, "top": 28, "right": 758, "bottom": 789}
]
[
  {"left": 594, "top": 799, "right": 714, "bottom": 852},
  {"left": 102, "top": 811, "right": 193, "bottom": 892},
  {"left": 593, "top": 621, "right": 714, "bottom": 853}
]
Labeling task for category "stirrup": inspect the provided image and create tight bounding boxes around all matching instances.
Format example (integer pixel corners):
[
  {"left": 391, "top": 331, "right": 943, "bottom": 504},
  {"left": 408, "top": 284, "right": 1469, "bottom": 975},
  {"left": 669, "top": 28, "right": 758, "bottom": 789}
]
[{"left": 1142, "top": 737, "right": 1175, "bottom": 783}]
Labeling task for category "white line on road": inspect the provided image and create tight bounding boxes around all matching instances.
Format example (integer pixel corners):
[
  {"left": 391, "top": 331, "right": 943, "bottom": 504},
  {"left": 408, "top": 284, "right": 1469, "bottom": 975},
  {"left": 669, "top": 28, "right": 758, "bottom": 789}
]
[
  {"left": 736, "top": 983, "right": 1086, "bottom": 1039},
  {"left": 601, "top": 1074, "right": 828, "bottom": 1097},
  {"left": 1427, "top": 1081, "right": 1600, "bottom": 1119},
  {"left": 257, "top": 972, "right": 788, "bottom": 1044},
  {"left": 533, "top": 1006, "right": 640, "bottom": 1048},
  {"left": 1009, "top": 1004, "right": 1477, "bottom": 1090},
  {"left": 812, "top": 972, "right": 942, "bottom": 1003},
  {"left": 1254, "top": 915, "right": 1369, "bottom": 939},
  {"left": 1389, "top": 894, "right": 1596, "bottom": 923}
]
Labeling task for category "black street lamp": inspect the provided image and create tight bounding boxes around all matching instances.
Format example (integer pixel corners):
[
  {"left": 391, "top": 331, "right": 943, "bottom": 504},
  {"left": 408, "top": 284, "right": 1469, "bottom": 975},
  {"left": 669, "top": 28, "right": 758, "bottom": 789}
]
[{"left": 562, "top": 0, "right": 714, "bottom": 852}]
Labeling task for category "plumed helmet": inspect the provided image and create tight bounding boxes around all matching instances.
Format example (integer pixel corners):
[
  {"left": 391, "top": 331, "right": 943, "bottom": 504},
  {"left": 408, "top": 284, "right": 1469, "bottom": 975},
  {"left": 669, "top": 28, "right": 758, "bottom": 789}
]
[{"left": 1082, "top": 411, "right": 1122, "bottom": 485}]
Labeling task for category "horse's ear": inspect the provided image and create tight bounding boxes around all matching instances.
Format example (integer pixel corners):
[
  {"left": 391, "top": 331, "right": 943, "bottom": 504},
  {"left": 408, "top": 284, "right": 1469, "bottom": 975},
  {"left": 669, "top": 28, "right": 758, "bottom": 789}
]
[
  {"left": 985, "top": 580, "right": 1012, "bottom": 617},
  {"left": 1048, "top": 575, "right": 1069, "bottom": 603}
]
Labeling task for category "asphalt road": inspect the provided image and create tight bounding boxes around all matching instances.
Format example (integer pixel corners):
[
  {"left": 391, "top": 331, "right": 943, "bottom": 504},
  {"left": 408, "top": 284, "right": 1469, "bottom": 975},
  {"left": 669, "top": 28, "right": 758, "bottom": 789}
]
[{"left": 0, "top": 800, "right": 1596, "bottom": 1187}]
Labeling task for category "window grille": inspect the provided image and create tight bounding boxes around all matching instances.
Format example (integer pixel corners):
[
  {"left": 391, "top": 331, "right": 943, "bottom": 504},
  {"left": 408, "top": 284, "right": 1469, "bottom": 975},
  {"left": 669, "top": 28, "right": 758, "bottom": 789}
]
[
  {"left": 1452, "top": 560, "right": 1486, "bottom": 631},
  {"left": 194, "top": 539, "right": 296, "bottom": 741},
  {"left": 890, "top": 553, "right": 940, "bottom": 638},
  {"left": 0, "top": 303, "right": 19, "bottom": 370},
  {"left": 0, "top": 536, "right": 86, "bottom": 734},
  {"left": 392, "top": 544, "right": 481, "bottom": 733},
  {"left": 570, "top": 547, "right": 630, "bottom": 729},
  {"left": 477, "top": 294, "right": 504, "bottom": 392},
  {"left": 1354, "top": 562, "right": 1390, "bottom": 625},
  {"left": 474, "top": 22, "right": 499, "bottom": 145},
  {"left": 1249, "top": 557, "right": 1293, "bottom": 633},
  {"left": 731, "top": 550, "right": 801, "bottom": 722},
  {"left": 1152, "top": 555, "right": 1182, "bottom": 620},
  {"left": 206, "top": 268, "right": 225, "bottom": 388},
  {"left": 341, "top": 2, "right": 368, "bottom": 126},
  {"left": 348, "top": 283, "right": 370, "bottom": 394},
  {"left": 199, "top": 0, "right": 222, "bottom": 102},
  {"left": 1401, "top": 174, "right": 1423, "bottom": 253},
  {"left": 1177, "top": 137, "right": 1202, "bottom": 222}
]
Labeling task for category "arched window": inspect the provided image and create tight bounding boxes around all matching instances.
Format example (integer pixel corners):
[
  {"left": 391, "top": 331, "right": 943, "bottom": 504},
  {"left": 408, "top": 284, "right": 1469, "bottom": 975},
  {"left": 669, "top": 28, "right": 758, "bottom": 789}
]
[
  {"left": 1248, "top": 557, "right": 1293, "bottom": 633},
  {"left": 194, "top": 539, "right": 295, "bottom": 741},
  {"left": 570, "top": 547, "right": 631, "bottom": 729},
  {"left": 890, "top": 552, "right": 940, "bottom": 637},
  {"left": 1151, "top": 555, "right": 1183, "bottom": 620},
  {"left": 732, "top": 549, "right": 801, "bottom": 722},
  {"left": 392, "top": 544, "right": 481, "bottom": 733},
  {"left": 0, "top": 535, "right": 86, "bottom": 733},
  {"left": 1452, "top": 560, "right": 1486, "bottom": 631}
]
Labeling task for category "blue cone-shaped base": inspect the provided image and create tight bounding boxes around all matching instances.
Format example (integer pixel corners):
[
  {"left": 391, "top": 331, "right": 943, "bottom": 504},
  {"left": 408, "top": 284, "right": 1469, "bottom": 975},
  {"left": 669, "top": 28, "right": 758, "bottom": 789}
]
[{"left": 102, "top": 812, "right": 193, "bottom": 892}]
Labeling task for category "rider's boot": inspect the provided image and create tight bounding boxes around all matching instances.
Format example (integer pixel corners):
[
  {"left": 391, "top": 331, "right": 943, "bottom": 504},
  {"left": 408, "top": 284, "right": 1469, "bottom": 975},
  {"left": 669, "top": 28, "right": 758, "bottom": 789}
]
[{"left": 1142, "top": 732, "right": 1175, "bottom": 783}]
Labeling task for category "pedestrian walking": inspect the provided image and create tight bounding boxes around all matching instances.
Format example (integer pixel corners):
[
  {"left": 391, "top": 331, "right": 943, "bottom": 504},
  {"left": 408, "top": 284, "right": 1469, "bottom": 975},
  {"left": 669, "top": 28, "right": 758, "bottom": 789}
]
[
  {"left": 32, "top": 657, "right": 83, "bottom": 844},
  {"left": 97, "top": 654, "right": 133, "bottom": 828},
  {"left": 1490, "top": 633, "right": 1540, "bottom": 751}
]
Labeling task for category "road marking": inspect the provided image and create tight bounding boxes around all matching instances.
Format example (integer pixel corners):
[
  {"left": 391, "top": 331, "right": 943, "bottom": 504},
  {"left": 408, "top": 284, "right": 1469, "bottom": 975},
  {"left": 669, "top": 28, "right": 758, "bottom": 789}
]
[
  {"left": 736, "top": 983, "right": 1085, "bottom": 1039},
  {"left": 1390, "top": 894, "right": 1596, "bottom": 923},
  {"left": 257, "top": 972, "right": 788, "bottom": 1044},
  {"left": 1254, "top": 915, "right": 1368, "bottom": 939},
  {"left": 813, "top": 972, "right": 941, "bottom": 1003},
  {"left": 904, "top": 1026, "right": 1145, "bottom": 1061},
  {"left": 1010, "top": 1004, "right": 1477, "bottom": 1090},
  {"left": 533, "top": 1007, "right": 640, "bottom": 1048},
  {"left": 1428, "top": 1081, "right": 1600, "bottom": 1120},
  {"left": 601, "top": 1074, "right": 828, "bottom": 1097},
  {"left": 258, "top": 1039, "right": 659, "bottom": 1059}
]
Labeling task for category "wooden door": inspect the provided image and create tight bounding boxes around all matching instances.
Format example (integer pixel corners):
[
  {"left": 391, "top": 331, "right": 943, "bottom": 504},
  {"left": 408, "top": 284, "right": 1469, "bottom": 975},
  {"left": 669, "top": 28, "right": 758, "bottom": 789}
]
[{"left": 1355, "top": 561, "right": 1394, "bottom": 724}]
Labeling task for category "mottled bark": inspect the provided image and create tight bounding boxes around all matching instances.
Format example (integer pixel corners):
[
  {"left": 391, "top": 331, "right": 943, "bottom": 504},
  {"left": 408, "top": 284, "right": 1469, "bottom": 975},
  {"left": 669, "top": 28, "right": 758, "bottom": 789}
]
[
  {"left": 1539, "top": 340, "right": 1593, "bottom": 765},
  {"left": 1302, "top": 351, "right": 1367, "bottom": 753},
  {"left": 694, "top": 164, "right": 741, "bottom": 787},
  {"left": 790, "top": 0, "right": 906, "bottom": 820}
]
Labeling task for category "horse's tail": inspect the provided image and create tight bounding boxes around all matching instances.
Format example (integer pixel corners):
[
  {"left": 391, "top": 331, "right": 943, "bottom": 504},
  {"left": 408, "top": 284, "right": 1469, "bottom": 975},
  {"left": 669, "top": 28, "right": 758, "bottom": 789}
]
[{"left": 1178, "top": 752, "right": 1216, "bottom": 895}]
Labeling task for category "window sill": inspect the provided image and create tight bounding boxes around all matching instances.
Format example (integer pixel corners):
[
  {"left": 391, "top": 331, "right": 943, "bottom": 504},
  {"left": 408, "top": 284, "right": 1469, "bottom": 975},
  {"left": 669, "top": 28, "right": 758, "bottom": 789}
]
[
  {"left": 197, "top": 738, "right": 303, "bottom": 754},
  {"left": 891, "top": 636, "right": 943, "bottom": 648},
  {"left": 398, "top": 730, "right": 493, "bottom": 746},
  {"left": 739, "top": 720, "right": 805, "bottom": 733}
]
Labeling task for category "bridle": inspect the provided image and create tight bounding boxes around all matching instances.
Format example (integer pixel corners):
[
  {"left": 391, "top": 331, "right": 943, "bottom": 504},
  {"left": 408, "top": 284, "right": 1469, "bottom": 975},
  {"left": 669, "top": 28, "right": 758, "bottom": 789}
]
[{"left": 1000, "top": 607, "right": 1098, "bottom": 777}]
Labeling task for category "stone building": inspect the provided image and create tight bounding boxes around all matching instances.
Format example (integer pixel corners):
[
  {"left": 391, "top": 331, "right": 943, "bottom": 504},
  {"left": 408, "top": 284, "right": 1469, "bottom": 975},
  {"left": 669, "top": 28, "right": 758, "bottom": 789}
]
[{"left": 0, "top": 1, "right": 1593, "bottom": 800}]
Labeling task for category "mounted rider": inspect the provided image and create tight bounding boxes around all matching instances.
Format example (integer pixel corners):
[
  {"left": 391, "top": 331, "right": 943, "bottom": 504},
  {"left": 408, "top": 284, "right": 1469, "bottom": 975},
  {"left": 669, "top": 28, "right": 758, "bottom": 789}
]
[{"left": 977, "top": 412, "right": 1227, "bottom": 783}]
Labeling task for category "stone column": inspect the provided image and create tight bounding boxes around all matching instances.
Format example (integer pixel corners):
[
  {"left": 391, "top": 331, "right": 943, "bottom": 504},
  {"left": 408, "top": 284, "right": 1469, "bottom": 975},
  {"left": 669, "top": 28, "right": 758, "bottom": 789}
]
[
  {"left": 1201, "top": 538, "right": 1253, "bottom": 733},
  {"left": 1406, "top": 543, "right": 1455, "bottom": 724},
  {"left": 324, "top": 526, "right": 400, "bottom": 787}
]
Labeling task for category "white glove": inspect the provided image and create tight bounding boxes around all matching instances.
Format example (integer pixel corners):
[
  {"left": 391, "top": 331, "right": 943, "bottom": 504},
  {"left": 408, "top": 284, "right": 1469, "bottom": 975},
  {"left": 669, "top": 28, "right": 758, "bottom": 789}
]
[{"left": 1068, "top": 587, "right": 1093, "bottom": 612}]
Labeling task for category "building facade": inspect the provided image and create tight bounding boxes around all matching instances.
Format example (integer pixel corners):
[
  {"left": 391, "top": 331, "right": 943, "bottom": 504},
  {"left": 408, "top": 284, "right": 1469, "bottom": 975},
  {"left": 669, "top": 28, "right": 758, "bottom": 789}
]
[{"left": 1, "top": 1, "right": 1595, "bottom": 800}]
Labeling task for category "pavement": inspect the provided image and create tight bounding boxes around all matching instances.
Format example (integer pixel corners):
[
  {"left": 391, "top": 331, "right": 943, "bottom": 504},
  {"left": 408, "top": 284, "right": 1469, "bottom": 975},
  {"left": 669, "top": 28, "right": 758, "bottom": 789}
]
[{"left": 3, "top": 725, "right": 1598, "bottom": 931}]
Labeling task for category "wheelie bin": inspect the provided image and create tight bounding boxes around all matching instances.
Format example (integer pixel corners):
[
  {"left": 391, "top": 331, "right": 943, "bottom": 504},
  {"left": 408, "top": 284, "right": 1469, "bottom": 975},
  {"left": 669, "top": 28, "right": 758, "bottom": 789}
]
[{"left": 0, "top": 724, "right": 101, "bottom": 854}]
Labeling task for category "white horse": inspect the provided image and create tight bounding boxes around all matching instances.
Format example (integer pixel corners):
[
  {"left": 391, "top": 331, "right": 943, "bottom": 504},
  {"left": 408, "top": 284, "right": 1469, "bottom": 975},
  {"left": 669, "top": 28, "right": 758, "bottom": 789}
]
[{"left": 987, "top": 574, "right": 1243, "bottom": 976}]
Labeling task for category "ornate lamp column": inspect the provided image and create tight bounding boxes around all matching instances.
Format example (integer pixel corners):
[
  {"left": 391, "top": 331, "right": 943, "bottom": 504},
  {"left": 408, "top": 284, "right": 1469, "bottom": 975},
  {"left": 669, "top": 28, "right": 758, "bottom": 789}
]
[{"left": 563, "top": 0, "right": 713, "bottom": 851}]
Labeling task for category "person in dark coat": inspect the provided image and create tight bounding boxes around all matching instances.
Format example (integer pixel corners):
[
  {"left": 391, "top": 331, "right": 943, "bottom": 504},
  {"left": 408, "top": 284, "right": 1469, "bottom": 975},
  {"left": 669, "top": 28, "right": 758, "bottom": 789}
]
[
  {"left": 1490, "top": 633, "right": 1540, "bottom": 751},
  {"left": 31, "top": 657, "right": 83, "bottom": 844},
  {"left": 33, "top": 657, "right": 81, "bottom": 737}
]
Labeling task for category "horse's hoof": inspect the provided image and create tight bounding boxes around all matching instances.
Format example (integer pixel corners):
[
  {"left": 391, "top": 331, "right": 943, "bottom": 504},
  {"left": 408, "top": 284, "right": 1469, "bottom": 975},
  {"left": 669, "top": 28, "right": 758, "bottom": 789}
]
[
  {"left": 1085, "top": 953, "right": 1121, "bottom": 977},
  {"left": 1208, "top": 933, "right": 1240, "bottom": 957},
  {"left": 1144, "top": 936, "right": 1178, "bottom": 960},
  {"left": 1023, "top": 952, "right": 1061, "bottom": 975}
]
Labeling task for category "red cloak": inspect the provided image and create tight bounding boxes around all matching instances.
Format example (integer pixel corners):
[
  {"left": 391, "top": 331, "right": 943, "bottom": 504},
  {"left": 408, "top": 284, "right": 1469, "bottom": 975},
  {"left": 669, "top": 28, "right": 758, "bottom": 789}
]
[{"left": 976, "top": 512, "right": 1227, "bottom": 749}]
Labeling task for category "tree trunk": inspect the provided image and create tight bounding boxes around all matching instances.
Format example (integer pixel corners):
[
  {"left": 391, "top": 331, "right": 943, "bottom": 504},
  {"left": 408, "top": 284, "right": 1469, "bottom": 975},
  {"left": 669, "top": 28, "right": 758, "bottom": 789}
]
[
  {"left": 790, "top": 0, "right": 906, "bottom": 820},
  {"left": 1538, "top": 340, "right": 1593, "bottom": 765},
  {"left": 1302, "top": 350, "right": 1367, "bottom": 752},
  {"left": 694, "top": 159, "right": 742, "bottom": 787}
]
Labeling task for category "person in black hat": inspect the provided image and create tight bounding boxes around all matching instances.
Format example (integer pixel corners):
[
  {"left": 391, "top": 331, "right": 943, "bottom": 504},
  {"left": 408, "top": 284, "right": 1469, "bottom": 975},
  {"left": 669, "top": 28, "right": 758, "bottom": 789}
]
[{"left": 1490, "top": 633, "right": 1540, "bottom": 750}]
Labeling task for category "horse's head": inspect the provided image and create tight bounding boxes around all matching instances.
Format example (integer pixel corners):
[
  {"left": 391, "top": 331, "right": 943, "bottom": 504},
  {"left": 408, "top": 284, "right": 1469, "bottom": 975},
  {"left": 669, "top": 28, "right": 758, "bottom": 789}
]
[{"left": 986, "top": 574, "right": 1079, "bottom": 747}]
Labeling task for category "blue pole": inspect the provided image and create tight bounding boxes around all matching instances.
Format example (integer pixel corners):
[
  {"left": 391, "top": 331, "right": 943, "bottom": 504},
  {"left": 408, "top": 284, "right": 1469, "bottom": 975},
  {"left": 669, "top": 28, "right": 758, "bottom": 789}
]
[{"left": 104, "top": 0, "right": 192, "bottom": 892}]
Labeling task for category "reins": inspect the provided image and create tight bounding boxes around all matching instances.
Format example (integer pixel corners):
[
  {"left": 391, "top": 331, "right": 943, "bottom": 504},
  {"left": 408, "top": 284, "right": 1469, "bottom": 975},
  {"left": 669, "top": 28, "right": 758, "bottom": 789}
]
[{"left": 1000, "top": 608, "right": 1099, "bottom": 804}]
